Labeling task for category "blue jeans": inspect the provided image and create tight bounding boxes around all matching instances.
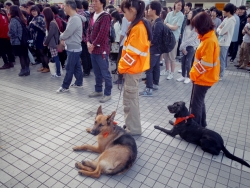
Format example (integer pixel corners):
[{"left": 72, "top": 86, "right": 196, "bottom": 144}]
[
  {"left": 146, "top": 54, "right": 160, "bottom": 88},
  {"left": 181, "top": 46, "right": 195, "bottom": 78},
  {"left": 219, "top": 46, "right": 229, "bottom": 78},
  {"left": 53, "top": 55, "right": 61, "bottom": 76},
  {"left": 90, "top": 54, "right": 112, "bottom": 96},
  {"left": 62, "top": 51, "right": 83, "bottom": 89}
]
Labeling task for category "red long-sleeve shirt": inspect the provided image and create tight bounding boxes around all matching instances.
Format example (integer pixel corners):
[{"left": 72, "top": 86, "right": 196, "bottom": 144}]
[{"left": 86, "top": 12, "right": 111, "bottom": 54}]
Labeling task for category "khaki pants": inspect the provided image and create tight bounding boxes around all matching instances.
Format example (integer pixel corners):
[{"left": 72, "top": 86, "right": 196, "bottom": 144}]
[
  {"left": 164, "top": 41, "right": 178, "bottom": 64},
  {"left": 238, "top": 42, "right": 250, "bottom": 68},
  {"left": 123, "top": 73, "right": 142, "bottom": 134}
]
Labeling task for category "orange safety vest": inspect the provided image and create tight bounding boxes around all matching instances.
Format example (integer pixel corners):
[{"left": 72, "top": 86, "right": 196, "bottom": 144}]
[
  {"left": 190, "top": 30, "right": 220, "bottom": 86},
  {"left": 118, "top": 21, "right": 150, "bottom": 74}
]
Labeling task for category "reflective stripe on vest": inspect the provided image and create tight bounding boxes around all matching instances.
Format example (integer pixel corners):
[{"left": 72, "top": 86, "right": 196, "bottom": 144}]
[
  {"left": 123, "top": 44, "right": 148, "bottom": 57},
  {"left": 195, "top": 58, "right": 218, "bottom": 67}
]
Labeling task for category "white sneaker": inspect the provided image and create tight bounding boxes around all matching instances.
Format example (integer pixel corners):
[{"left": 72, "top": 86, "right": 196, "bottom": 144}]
[
  {"left": 166, "top": 72, "right": 173, "bottom": 80},
  {"left": 178, "top": 69, "right": 182, "bottom": 73},
  {"left": 176, "top": 76, "right": 185, "bottom": 82},
  {"left": 160, "top": 70, "right": 169, "bottom": 76},
  {"left": 184, "top": 78, "right": 191, "bottom": 84}
]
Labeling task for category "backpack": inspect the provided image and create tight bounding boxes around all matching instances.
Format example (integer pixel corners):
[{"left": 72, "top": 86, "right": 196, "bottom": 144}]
[
  {"left": 56, "top": 16, "right": 67, "bottom": 32},
  {"left": 94, "top": 13, "right": 116, "bottom": 43},
  {"left": 14, "top": 18, "right": 31, "bottom": 47},
  {"left": 155, "top": 20, "right": 176, "bottom": 53},
  {"left": 83, "top": 11, "right": 90, "bottom": 37}
]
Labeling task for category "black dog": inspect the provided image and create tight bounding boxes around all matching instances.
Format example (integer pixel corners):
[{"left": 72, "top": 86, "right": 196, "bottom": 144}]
[{"left": 154, "top": 101, "right": 250, "bottom": 168}]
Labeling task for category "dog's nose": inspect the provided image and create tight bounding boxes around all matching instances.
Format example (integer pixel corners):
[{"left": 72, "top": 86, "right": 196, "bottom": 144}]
[{"left": 90, "top": 129, "right": 100, "bottom": 136}]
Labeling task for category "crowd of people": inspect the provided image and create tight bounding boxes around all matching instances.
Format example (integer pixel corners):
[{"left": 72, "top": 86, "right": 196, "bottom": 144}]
[{"left": 0, "top": 0, "right": 250, "bottom": 134}]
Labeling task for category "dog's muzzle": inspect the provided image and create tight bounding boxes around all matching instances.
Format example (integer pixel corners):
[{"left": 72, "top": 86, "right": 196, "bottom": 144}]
[
  {"left": 90, "top": 129, "right": 101, "bottom": 136},
  {"left": 168, "top": 105, "right": 175, "bottom": 113}
]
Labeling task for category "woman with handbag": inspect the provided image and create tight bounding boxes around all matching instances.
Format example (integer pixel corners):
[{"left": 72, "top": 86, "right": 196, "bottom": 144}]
[
  {"left": 43, "top": 7, "right": 61, "bottom": 77},
  {"left": 29, "top": 5, "right": 49, "bottom": 73}
]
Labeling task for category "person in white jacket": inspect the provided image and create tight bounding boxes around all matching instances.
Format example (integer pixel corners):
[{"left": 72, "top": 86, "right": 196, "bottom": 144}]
[
  {"left": 177, "top": 9, "right": 199, "bottom": 84},
  {"left": 217, "top": 3, "right": 236, "bottom": 80}
]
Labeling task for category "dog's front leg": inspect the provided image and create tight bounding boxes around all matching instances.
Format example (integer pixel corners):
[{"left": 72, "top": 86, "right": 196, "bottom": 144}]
[
  {"left": 73, "top": 144, "right": 102, "bottom": 153},
  {"left": 154, "top": 126, "right": 178, "bottom": 137}
]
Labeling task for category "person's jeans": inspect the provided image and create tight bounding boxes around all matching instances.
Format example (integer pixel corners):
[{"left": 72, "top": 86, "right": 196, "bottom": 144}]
[
  {"left": 53, "top": 55, "right": 61, "bottom": 76},
  {"left": 81, "top": 42, "right": 92, "bottom": 74},
  {"left": 146, "top": 54, "right": 161, "bottom": 88},
  {"left": 90, "top": 54, "right": 112, "bottom": 96},
  {"left": 62, "top": 51, "right": 83, "bottom": 89},
  {"left": 219, "top": 46, "right": 229, "bottom": 78},
  {"left": 181, "top": 46, "right": 195, "bottom": 78},
  {"left": 190, "top": 84, "right": 211, "bottom": 127}
]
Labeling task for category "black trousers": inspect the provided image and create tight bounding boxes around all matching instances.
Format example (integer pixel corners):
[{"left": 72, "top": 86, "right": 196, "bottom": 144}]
[
  {"left": 0, "top": 38, "right": 15, "bottom": 64},
  {"left": 81, "top": 41, "right": 92, "bottom": 74},
  {"left": 190, "top": 84, "right": 211, "bottom": 127},
  {"left": 229, "top": 41, "right": 239, "bottom": 60}
]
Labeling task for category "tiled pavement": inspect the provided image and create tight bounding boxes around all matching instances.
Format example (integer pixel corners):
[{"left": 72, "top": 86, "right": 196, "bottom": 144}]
[{"left": 0, "top": 57, "right": 250, "bottom": 188}]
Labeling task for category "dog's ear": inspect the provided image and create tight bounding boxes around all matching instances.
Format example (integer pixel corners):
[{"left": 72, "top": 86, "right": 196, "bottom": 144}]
[
  {"left": 96, "top": 105, "right": 103, "bottom": 116},
  {"left": 107, "top": 111, "right": 116, "bottom": 125},
  {"left": 181, "top": 101, "right": 186, "bottom": 107}
]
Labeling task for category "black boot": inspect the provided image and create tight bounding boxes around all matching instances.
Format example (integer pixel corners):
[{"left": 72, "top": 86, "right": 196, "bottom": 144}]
[
  {"left": 0, "top": 64, "right": 11, "bottom": 70},
  {"left": 18, "top": 69, "right": 26, "bottom": 76},
  {"left": 24, "top": 67, "right": 30, "bottom": 76}
]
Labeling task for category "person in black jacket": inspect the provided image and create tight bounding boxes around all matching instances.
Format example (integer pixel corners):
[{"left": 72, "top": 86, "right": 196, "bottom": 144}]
[
  {"left": 238, "top": 6, "right": 247, "bottom": 45},
  {"left": 139, "top": 1, "right": 163, "bottom": 97}
]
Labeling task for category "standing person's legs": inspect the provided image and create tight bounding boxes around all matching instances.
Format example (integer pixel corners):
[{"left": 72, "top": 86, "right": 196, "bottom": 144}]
[
  {"left": 166, "top": 42, "right": 178, "bottom": 79},
  {"left": 239, "top": 42, "right": 250, "bottom": 69},
  {"left": 185, "top": 46, "right": 195, "bottom": 78},
  {"left": 231, "top": 41, "right": 238, "bottom": 61},
  {"left": 219, "top": 46, "right": 229, "bottom": 78},
  {"left": 53, "top": 55, "right": 61, "bottom": 76},
  {"left": 81, "top": 41, "right": 92, "bottom": 75},
  {"left": 58, "top": 50, "right": 67, "bottom": 68},
  {"left": 146, "top": 54, "right": 159, "bottom": 89},
  {"left": 181, "top": 55, "right": 187, "bottom": 78},
  {"left": 123, "top": 73, "right": 142, "bottom": 135},
  {"left": 62, "top": 51, "right": 81, "bottom": 89},
  {"left": 0, "top": 38, "right": 15, "bottom": 68},
  {"left": 190, "top": 84, "right": 210, "bottom": 127},
  {"left": 73, "top": 51, "right": 83, "bottom": 86},
  {"left": 152, "top": 55, "right": 161, "bottom": 86},
  {"left": 113, "top": 46, "right": 124, "bottom": 83}
]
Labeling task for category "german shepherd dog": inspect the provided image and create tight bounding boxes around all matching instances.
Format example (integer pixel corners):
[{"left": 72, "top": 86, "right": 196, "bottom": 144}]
[
  {"left": 72, "top": 106, "right": 137, "bottom": 178},
  {"left": 154, "top": 101, "right": 250, "bottom": 168}
]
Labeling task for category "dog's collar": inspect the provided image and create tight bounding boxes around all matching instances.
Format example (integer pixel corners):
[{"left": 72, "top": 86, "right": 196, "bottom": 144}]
[
  {"left": 103, "top": 121, "right": 118, "bottom": 138},
  {"left": 174, "top": 114, "right": 195, "bottom": 126}
]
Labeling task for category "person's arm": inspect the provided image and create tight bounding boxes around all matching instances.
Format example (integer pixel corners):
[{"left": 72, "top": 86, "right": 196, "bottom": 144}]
[
  {"left": 60, "top": 16, "right": 80, "bottom": 40},
  {"left": 217, "top": 19, "right": 233, "bottom": 36},
  {"left": 151, "top": 21, "right": 163, "bottom": 46},
  {"left": 44, "top": 22, "right": 56, "bottom": 46},
  {"left": 179, "top": 29, "right": 198, "bottom": 51},
  {"left": 165, "top": 13, "right": 184, "bottom": 31},
  {"left": 8, "top": 20, "right": 18, "bottom": 39}
]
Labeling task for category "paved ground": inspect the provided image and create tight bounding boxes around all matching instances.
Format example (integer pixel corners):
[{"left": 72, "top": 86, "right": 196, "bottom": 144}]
[{"left": 0, "top": 56, "right": 250, "bottom": 188}]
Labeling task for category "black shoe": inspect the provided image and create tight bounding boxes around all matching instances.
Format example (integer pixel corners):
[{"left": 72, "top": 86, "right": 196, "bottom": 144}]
[
  {"left": 234, "top": 65, "right": 240, "bottom": 67},
  {"left": 160, "top": 63, "right": 163, "bottom": 66},
  {"left": 142, "top": 77, "right": 146, "bottom": 81},
  {"left": 83, "top": 73, "right": 90, "bottom": 77},
  {"left": 0, "top": 64, "right": 11, "bottom": 69},
  {"left": 169, "top": 120, "right": 174, "bottom": 125}
]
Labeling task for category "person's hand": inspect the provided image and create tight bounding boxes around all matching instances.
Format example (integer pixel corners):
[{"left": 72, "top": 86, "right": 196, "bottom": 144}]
[
  {"left": 43, "top": 43, "right": 46, "bottom": 46},
  {"left": 60, "top": 40, "right": 65, "bottom": 46},
  {"left": 87, "top": 43, "right": 94, "bottom": 54},
  {"left": 182, "top": 49, "right": 187, "bottom": 55}
]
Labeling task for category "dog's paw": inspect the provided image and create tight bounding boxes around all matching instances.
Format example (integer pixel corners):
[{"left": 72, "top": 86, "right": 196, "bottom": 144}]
[
  {"left": 75, "top": 162, "right": 81, "bottom": 169},
  {"left": 81, "top": 160, "right": 86, "bottom": 165},
  {"left": 154, "top": 125, "right": 160, "bottom": 129},
  {"left": 72, "top": 146, "right": 80, "bottom": 151},
  {"left": 86, "top": 128, "right": 91, "bottom": 133},
  {"left": 78, "top": 171, "right": 84, "bottom": 176}
]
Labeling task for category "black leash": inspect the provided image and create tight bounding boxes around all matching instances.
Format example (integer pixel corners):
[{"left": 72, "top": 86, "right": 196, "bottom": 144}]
[{"left": 189, "top": 83, "right": 194, "bottom": 112}]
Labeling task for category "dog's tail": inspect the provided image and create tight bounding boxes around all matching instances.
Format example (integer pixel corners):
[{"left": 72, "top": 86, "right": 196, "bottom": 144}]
[{"left": 222, "top": 145, "right": 250, "bottom": 168}]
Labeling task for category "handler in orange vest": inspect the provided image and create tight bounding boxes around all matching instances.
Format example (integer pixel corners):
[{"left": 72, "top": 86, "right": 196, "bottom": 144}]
[
  {"left": 189, "top": 12, "right": 220, "bottom": 127},
  {"left": 118, "top": 0, "right": 152, "bottom": 135}
]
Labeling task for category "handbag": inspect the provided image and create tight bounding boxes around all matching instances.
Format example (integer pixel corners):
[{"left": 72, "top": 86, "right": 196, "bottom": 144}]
[
  {"left": 52, "top": 21, "right": 65, "bottom": 52},
  {"left": 48, "top": 61, "right": 63, "bottom": 76}
]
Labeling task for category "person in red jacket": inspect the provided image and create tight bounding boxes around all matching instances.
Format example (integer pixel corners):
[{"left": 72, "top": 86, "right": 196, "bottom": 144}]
[{"left": 0, "top": 8, "right": 15, "bottom": 69}]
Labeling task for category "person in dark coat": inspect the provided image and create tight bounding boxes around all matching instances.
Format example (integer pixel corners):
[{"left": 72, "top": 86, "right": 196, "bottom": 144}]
[{"left": 238, "top": 6, "right": 247, "bottom": 45}]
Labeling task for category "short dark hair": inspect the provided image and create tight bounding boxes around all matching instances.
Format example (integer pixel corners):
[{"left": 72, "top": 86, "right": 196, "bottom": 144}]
[
  {"left": 173, "top": 0, "right": 184, "bottom": 11},
  {"left": 75, "top": 0, "right": 82, "bottom": 9},
  {"left": 20, "top": 4, "right": 27, "bottom": 8},
  {"left": 160, "top": 10, "right": 167, "bottom": 20},
  {"left": 192, "top": 12, "right": 214, "bottom": 35},
  {"left": 44, "top": 4, "right": 50, "bottom": 7},
  {"left": 186, "top": 2, "right": 192, "bottom": 9},
  {"left": 30, "top": 5, "right": 40, "bottom": 15},
  {"left": 162, "top": 7, "right": 168, "bottom": 12},
  {"left": 65, "top": 0, "right": 77, "bottom": 10},
  {"left": 223, "top": 3, "right": 235, "bottom": 15},
  {"left": 82, "top": 0, "right": 89, "bottom": 10},
  {"left": 51, "top": 5, "right": 59, "bottom": 15},
  {"left": 26, "top": 1, "right": 35, "bottom": 7},
  {"left": 211, "top": 8, "right": 218, "bottom": 15},
  {"left": 150, "top": 1, "right": 162, "bottom": 16},
  {"left": 5, "top": 2, "right": 12, "bottom": 7},
  {"left": 239, "top": 5, "right": 246, "bottom": 10},
  {"left": 106, "top": 5, "right": 114, "bottom": 10},
  {"left": 111, "top": 10, "right": 122, "bottom": 24}
]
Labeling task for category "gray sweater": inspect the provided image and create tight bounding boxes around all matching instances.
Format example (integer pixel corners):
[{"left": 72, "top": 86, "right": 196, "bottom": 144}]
[
  {"left": 8, "top": 17, "right": 22, "bottom": 45},
  {"left": 44, "top": 21, "right": 60, "bottom": 48},
  {"left": 60, "top": 14, "right": 85, "bottom": 50}
]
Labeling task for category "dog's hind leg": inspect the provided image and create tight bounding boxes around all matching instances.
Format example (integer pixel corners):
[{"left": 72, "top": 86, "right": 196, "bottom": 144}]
[
  {"left": 75, "top": 162, "right": 95, "bottom": 171},
  {"left": 78, "top": 163, "right": 102, "bottom": 178},
  {"left": 200, "top": 138, "right": 220, "bottom": 155},
  {"left": 82, "top": 160, "right": 98, "bottom": 169}
]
